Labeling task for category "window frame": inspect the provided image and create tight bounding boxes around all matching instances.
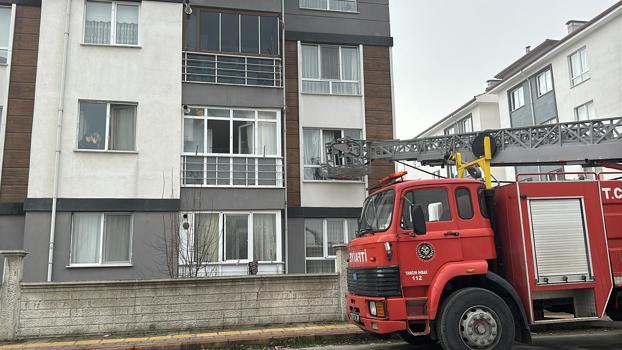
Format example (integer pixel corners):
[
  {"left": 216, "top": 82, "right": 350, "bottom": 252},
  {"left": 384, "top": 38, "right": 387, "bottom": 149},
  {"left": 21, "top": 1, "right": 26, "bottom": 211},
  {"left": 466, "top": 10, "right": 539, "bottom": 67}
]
[
  {"left": 299, "top": 0, "right": 358, "bottom": 13},
  {"left": 568, "top": 46, "right": 590, "bottom": 87},
  {"left": 69, "top": 212, "right": 134, "bottom": 267},
  {"left": 0, "top": 6, "right": 11, "bottom": 65},
  {"left": 574, "top": 100, "right": 595, "bottom": 121},
  {"left": 183, "top": 7, "right": 281, "bottom": 57},
  {"left": 536, "top": 69, "right": 553, "bottom": 97},
  {"left": 304, "top": 218, "right": 358, "bottom": 273},
  {"left": 302, "top": 127, "right": 363, "bottom": 183},
  {"left": 184, "top": 211, "right": 282, "bottom": 264},
  {"left": 455, "top": 187, "right": 474, "bottom": 220},
  {"left": 76, "top": 100, "right": 138, "bottom": 152},
  {"left": 300, "top": 43, "right": 361, "bottom": 96},
  {"left": 82, "top": 0, "right": 141, "bottom": 47},
  {"left": 510, "top": 86, "right": 525, "bottom": 111}
]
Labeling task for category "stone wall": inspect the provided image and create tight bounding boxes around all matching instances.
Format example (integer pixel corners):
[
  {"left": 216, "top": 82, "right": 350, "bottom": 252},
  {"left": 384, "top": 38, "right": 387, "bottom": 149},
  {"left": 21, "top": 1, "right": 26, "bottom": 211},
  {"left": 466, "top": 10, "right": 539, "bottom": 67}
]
[{"left": 0, "top": 248, "right": 348, "bottom": 340}]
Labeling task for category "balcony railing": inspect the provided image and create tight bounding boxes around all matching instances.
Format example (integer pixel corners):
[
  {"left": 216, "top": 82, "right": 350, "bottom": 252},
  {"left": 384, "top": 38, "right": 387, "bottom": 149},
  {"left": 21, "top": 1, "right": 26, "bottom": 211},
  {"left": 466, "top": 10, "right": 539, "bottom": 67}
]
[
  {"left": 182, "top": 51, "right": 282, "bottom": 87},
  {"left": 182, "top": 155, "right": 284, "bottom": 187}
]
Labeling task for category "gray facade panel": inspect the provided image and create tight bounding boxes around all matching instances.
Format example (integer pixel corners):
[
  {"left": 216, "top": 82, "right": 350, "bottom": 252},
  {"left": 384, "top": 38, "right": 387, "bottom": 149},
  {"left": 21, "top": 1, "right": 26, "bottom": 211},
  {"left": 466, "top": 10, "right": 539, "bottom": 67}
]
[
  {"left": 180, "top": 188, "right": 286, "bottom": 211},
  {"left": 285, "top": 0, "right": 390, "bottom": 37},
  {"left": 182, "top": 83, "right": 284, "bottom": 108},
  {"left": 530, "top": 73, "right": 558, "bottom": 125},
  {"left": 509, "top": 81, "right": 533, "bottom": 127},
  {"left": 287, "top": 218, "right": 305, "bottom": 274},
  {"left": 23, "top": 212, "right": 173, "bottom": 282},
  {"left": 189, "top": 0, "right": 281, "bottom": 13},
  {"left": 0, "top": 215, "right": 25, "bottom": 279}
]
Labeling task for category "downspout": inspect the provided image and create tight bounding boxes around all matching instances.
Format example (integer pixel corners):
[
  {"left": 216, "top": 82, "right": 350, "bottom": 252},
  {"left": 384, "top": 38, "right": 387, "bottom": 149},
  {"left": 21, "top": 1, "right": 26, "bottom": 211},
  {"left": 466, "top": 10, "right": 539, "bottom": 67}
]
[
  {"left": 47, "top": 0, "right": 73, "bottom": 282},
  {"left": 281, "top": 0, "right": 288, "bottom": 274}
]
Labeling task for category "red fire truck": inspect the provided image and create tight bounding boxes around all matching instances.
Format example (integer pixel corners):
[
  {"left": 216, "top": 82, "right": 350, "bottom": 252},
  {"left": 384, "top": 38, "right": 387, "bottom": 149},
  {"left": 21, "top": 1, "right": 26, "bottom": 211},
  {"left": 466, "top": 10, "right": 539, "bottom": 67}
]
[{"left": 325, "top": 117, "right": 622, "bottom": 349}]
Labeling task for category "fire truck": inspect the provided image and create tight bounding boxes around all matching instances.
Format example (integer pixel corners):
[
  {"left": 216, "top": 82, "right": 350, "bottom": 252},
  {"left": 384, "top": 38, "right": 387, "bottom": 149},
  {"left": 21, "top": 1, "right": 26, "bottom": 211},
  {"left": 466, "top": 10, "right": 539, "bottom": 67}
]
[{"left": 324, "top": 117, "right": 622, "bottom": 349}]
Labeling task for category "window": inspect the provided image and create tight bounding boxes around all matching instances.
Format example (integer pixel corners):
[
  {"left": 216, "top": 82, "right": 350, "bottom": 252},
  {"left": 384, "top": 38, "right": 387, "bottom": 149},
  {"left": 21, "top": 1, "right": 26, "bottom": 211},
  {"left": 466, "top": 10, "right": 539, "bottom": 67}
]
[
  {"left": 301, "top": 44, "right": 360, "bottom": 95},
  {"left": 536, "top": 70, "right": 553, "bottom": 96},
  {"left": 569, "top": 47, "right": 589, "bottom": 86},
  {"left": 477, "top": 188, "right": 489, "bottom": 218},
  {"left": 510, "top": 86, "right": 525, "bottom": 111},
  {"left": 78, "top": 101, "right": 136, "bottom": 151},
  {"left": 300, "top": 0, "right": 358, "bottom": 12},
  {"left": 402, "top": 188, "right": 451, "bottom": 229},
  {"left": 70, "top": 213, "right": 132, "bottom": 265},
  {"left": 185, "top": 212, "right": 280, "bottom": 263},
  {"left": 359, "top": 189, "right": 395, "bottom": 234},
  {"left": 0, "top": 6, "right": 10, "bottom": 64},
  {"left": 84, "top": 1, "right": 139, "bottom": 46},
  {"left": 455, "top": 188, "right": 474, "bottom": 219},
  {"left": 303, "top": 128, "right": 361, "bottom": 180},
  {"left": 444, "top": 125, "right": 455, "bottom": 135},
  {"left": 184, "top": 8, "right": 280, "bottom": 56},
  {"left": 182, "top": 107, "right": 282, "bottom": 186},
  {"left": 575, "top": 101, "right": 594, "bottom": 121},
  {"left": 305, "top": 218, "right": 358, "bottom": 273}
]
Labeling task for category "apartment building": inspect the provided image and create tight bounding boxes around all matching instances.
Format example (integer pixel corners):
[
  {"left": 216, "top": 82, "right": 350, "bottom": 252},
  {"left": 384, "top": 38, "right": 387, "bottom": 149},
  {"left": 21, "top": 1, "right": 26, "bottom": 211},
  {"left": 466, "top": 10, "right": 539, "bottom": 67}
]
[
  {"left": 6, "top": 0, "right": 394, "bottom": 282},
  {"left": 0, "top": 1, "right": 40, "bottom": 276}
]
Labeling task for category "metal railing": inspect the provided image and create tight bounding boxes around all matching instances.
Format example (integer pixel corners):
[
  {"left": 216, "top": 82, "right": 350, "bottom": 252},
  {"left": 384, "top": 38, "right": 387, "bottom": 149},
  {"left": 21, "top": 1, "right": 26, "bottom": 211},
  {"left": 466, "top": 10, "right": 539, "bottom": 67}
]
[
  {"left": 181, "top": 155, "right": 284, "bottom": 187},
  {"left": 182, "top": 51, "right": 282, "bottom": 87}
]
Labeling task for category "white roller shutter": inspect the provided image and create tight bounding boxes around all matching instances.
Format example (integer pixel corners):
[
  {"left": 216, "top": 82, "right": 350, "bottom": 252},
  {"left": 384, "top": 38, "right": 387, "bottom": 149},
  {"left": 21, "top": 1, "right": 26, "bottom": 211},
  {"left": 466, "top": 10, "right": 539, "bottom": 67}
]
[{"left": 528, "top": 198, "right": 593, "bottom": 284}]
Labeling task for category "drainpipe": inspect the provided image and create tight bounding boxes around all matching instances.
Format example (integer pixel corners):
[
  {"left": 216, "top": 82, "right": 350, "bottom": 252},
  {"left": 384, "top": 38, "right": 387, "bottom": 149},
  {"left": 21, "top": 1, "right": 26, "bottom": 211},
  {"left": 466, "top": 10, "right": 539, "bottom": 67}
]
[
  {"left": 281, "top": 0, "right": 288, "bottom": 274},
  {"left": 47, "top": 0, "right": 73, "bottom": 282}
]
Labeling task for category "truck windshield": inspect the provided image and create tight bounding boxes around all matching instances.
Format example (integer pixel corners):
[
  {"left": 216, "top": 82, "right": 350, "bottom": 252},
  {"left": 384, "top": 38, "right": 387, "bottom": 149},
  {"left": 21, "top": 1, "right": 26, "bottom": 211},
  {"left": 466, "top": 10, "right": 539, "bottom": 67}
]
[{"left": 358, "top": 189, "right": 395, "bottom": 236}]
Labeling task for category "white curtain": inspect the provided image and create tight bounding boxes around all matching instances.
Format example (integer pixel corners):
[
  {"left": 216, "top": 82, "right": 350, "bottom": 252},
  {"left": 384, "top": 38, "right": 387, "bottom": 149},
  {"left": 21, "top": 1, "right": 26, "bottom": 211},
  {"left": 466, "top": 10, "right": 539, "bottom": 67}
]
[
  {"left": 103, "top": 215, "right": 131, "bottom": 263},
  {"left": 321, "top": 46, "right": 340, "bottom": 79},
  {"left": 303, "top": 129, "right": 321, "bottom": 180},
  {"left": 257, "top": 122, "right": 277, "bottom": 156},
  {"left": 71, "top": 213, "right": 101, "bottom": 264},
  {"left": 183, "top": 118, "right": 205, "bottom": 154},
  {"left": 301, "top": 45, "right": 319, "bottom": 79},
  {"left": 0, "top": 7, "right": 10, "bottom": 64},
  {"left": 253, "top": 214, "right": 276, "bottom": 261},
  {"left": 109, "top": 105, "right": 136, "bottom": 151},
  {"left": 195, "top": 213, "right": 220, "bottom": 262},
  {"left": 225, "top": 215, "right": 248, "bottom": 260},
  {"left": 84, "top": 1, "right": 111, "bottom": 44},
  {"left": 341, "top": 47, "right": 359, "bottom": 81},
  {"left": 326, "top": 219, "right": 344, "bottom": 256},
  {"left": 116, "top": 4, "right": 139, "bottom": 45}
]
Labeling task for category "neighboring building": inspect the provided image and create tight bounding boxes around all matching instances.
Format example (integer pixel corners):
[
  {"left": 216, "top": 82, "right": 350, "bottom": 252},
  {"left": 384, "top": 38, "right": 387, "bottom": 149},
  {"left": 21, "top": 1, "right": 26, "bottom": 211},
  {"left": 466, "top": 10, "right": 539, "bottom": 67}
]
[
  {"left": 7, "top": 0, "right": 394, "bottom": 282},
  {"left": 0, "top": 1, "right": 40, "bottom": 277},
  {"left": 284, "top": 0, "right": 394, "bottom": 274}
]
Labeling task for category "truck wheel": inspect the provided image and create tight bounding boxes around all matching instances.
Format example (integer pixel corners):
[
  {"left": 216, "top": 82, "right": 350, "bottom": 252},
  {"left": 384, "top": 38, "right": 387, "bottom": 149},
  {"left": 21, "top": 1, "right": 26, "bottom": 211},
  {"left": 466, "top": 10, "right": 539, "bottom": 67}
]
[
  {"left": 398, "top": 331, "right": 435, "bottom": 345},
  {"left": 437, "top": 287, "right": 514, "bottom": 350}
]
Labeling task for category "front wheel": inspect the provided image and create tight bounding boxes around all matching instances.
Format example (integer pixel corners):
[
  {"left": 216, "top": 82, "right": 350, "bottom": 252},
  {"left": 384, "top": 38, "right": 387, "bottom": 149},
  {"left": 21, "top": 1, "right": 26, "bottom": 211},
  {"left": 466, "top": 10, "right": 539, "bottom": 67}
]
[{"left": 437, "top": 287, "right": 515, "bottom": 350}]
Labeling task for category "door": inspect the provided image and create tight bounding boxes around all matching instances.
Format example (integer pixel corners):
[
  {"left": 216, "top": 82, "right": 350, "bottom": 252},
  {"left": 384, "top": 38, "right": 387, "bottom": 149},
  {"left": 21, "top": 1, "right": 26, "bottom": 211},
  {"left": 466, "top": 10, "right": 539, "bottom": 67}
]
[{"left": 398, "top": 186, "right": 464, "bottom": 288}]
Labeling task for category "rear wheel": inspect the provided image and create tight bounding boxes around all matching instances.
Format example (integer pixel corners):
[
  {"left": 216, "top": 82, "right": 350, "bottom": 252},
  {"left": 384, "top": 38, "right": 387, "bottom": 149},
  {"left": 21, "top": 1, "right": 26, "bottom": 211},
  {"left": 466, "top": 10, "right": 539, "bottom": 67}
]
[
  {"left": 437, "top": 287, "right": 514, "bottom": 350},
  {"left": 397, "top": 330, "right": 435, "bottom": 345}
]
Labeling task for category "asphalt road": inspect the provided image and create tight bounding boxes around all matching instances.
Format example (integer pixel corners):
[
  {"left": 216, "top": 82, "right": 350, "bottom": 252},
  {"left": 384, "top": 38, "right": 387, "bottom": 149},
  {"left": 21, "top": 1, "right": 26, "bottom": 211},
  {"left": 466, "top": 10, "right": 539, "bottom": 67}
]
[{"left": 295, "top": 328, "right": 622, "bottom": 350}]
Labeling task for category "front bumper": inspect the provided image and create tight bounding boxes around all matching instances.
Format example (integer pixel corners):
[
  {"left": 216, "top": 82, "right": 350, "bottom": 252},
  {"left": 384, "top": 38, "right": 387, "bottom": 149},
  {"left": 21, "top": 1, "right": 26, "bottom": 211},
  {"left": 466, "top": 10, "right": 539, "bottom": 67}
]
[{"left": 346, "top": 293, "right": 409, "bottom": 334}]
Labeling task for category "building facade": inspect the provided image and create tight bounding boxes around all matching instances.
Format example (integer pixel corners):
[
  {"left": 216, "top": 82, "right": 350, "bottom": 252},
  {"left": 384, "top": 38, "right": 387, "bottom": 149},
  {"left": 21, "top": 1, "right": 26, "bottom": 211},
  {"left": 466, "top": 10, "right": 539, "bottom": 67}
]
[{"left": 0, "top": 0, "right": 395, "bottom": 282}]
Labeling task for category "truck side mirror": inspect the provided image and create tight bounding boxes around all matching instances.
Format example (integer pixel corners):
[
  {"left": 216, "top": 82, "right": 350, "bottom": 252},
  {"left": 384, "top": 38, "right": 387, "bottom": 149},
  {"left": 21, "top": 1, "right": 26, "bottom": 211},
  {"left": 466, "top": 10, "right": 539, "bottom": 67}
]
[{"left": 412, "top": 205, "right": 427, "bottom": 235}]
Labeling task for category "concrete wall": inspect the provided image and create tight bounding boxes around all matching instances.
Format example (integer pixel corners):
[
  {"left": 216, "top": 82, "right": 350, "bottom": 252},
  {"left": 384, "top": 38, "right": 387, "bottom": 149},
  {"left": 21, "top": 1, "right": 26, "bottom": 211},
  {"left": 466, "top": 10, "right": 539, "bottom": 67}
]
[
  {"left": 28, "top": 0, "right": 183, "bottom": 199},
  {"left": 16, "top": 273, "right": 339, "bottom": 338},
  {"left": 182, "top": 84, "right": 284, "bottom": 109},
  {"left": 285, "top": 0, "right": 390, "bottom": 37},
  {"left": 22, "top": 212, "right": 174, "bottom": 282}
]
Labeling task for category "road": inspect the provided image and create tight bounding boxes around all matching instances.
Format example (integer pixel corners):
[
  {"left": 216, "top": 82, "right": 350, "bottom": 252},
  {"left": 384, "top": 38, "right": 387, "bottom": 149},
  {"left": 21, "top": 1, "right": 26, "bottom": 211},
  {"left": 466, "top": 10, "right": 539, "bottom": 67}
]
[{"left": 294, "top": 328, "right": 622, "bottom": 350}]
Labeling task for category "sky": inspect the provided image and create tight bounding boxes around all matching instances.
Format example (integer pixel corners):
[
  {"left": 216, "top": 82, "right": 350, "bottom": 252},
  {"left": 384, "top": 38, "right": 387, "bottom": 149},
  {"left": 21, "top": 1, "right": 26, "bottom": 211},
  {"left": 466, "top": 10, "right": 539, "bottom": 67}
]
[{"left": 389, "top": 0, "right": 618, "bottom": 138}]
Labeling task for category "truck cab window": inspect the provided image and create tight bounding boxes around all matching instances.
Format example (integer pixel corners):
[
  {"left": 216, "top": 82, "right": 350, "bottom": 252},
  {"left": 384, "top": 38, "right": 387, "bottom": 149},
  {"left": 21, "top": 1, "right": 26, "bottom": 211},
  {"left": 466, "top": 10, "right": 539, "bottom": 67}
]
[
  {"left": 358, "top": 189, "right": 395, "bottom": 234},
  {"left": 455, "top": 188, "right": 474, "bottom": 219},
  {"left": 402, "top": 188, "right": 451, "bottom": 229},
  {"left": 478, "top": 187, "right": 490, "bottom": 218}
]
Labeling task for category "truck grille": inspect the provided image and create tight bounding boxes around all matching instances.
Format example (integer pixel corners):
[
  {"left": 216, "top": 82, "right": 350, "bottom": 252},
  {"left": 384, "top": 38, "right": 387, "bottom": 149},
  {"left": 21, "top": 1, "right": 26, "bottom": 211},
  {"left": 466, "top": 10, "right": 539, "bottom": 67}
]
[{"left": 347, "top": 266, "right": 401, "bottom": 297}]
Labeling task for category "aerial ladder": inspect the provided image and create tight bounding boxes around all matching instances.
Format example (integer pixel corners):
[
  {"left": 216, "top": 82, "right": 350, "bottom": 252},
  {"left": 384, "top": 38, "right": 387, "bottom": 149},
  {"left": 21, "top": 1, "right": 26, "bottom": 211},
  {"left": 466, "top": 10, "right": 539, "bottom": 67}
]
[{"left": 324, "top": 116, "right": 622, "bottom": 187}]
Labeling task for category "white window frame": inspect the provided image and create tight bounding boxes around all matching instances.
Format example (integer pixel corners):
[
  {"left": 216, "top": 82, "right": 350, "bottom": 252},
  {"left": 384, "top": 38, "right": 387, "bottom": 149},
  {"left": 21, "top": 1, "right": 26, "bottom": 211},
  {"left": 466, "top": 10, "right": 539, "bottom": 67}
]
[
  {"left": 299, "top": 0, "right": 358, "bottom": 13},
  {"left": 301, "top": 44, "right": 361, "bottom": 95},
  {"left": 184, "top": 211, "right": 282, "bottom": 264},
  {"left": 0, "top": 6, "right": 12, "bottom": 65},
  {"left": 510, "top": 86, "right": 525, "bottom": 111},
  {"left": 82, "top": 0, "right": 140, "bottom": 47},
  {"left": 574, "top": 100, "right": 595, "bottom": 121},
  {"left": 76, "top": 100, "right": 138, "bottom": 152},
  {"left": 568, "top": 46, "right": 590, "bottom": 87},
  {"left": 302, "top": 128, "right": 363, "bottom": 183},
  {"left": 536, "top": 69, "right": 553, "bottom": 97},
  {"left": 304, "top": 218, "right": 358, "bottom": 273},
  {"left": 69, "top": 212, "right": 134, "bottom": 267}
]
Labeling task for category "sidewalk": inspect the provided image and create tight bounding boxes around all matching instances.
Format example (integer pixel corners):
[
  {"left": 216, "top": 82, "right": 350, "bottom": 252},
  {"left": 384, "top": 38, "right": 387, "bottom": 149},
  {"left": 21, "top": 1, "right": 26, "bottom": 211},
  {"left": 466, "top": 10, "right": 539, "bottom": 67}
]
[{"left": 0, "top": 323, "right": 364, "bottom": 350}]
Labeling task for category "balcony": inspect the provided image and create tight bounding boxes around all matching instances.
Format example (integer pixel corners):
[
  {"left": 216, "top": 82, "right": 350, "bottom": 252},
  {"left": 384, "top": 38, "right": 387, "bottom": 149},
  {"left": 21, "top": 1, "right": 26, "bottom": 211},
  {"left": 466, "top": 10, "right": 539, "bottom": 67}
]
[
  {"left": 182, "top": 155, "right": 284, "bottom": 187},
  {"left": 182, "top": 51, "right": 282, "bottom": 88}
]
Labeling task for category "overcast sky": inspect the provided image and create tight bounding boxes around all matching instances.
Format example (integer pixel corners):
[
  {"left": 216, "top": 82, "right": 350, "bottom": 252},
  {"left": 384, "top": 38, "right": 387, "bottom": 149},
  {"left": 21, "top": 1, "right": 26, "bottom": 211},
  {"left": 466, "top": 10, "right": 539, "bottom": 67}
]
[{"left": 389, "top": 0, "right": 617, "bottom": 138}]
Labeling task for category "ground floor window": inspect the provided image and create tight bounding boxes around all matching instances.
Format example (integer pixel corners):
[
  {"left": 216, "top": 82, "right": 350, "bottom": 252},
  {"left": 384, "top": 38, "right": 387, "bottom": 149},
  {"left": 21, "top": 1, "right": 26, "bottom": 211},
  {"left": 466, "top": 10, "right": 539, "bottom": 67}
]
[
  {"left": 305, "top": 218, "right": 357, "bottom": 273},
  {"left": 70, "top": 213, "right": 133, "bottom": 265},
  {"left": 181, "top": 211, "right": 282, "bottom": 274}
]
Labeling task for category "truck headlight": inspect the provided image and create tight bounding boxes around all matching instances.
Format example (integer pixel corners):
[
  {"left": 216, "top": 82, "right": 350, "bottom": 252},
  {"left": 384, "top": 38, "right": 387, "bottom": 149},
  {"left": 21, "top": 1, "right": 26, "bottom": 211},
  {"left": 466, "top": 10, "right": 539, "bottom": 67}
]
[
  {"left": 368, "top": 300, "right": 386, "bottom": 318},
  {"left": 369, "top": 301, "right": 377, "bottom": 316}
]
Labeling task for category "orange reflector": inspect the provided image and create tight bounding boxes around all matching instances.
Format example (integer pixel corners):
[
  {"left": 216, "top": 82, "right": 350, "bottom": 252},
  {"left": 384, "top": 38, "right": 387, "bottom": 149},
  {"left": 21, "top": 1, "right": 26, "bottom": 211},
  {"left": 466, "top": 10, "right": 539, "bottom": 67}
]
[{"left": 373, "top": 301, "right": 386, "bottom": 318}]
